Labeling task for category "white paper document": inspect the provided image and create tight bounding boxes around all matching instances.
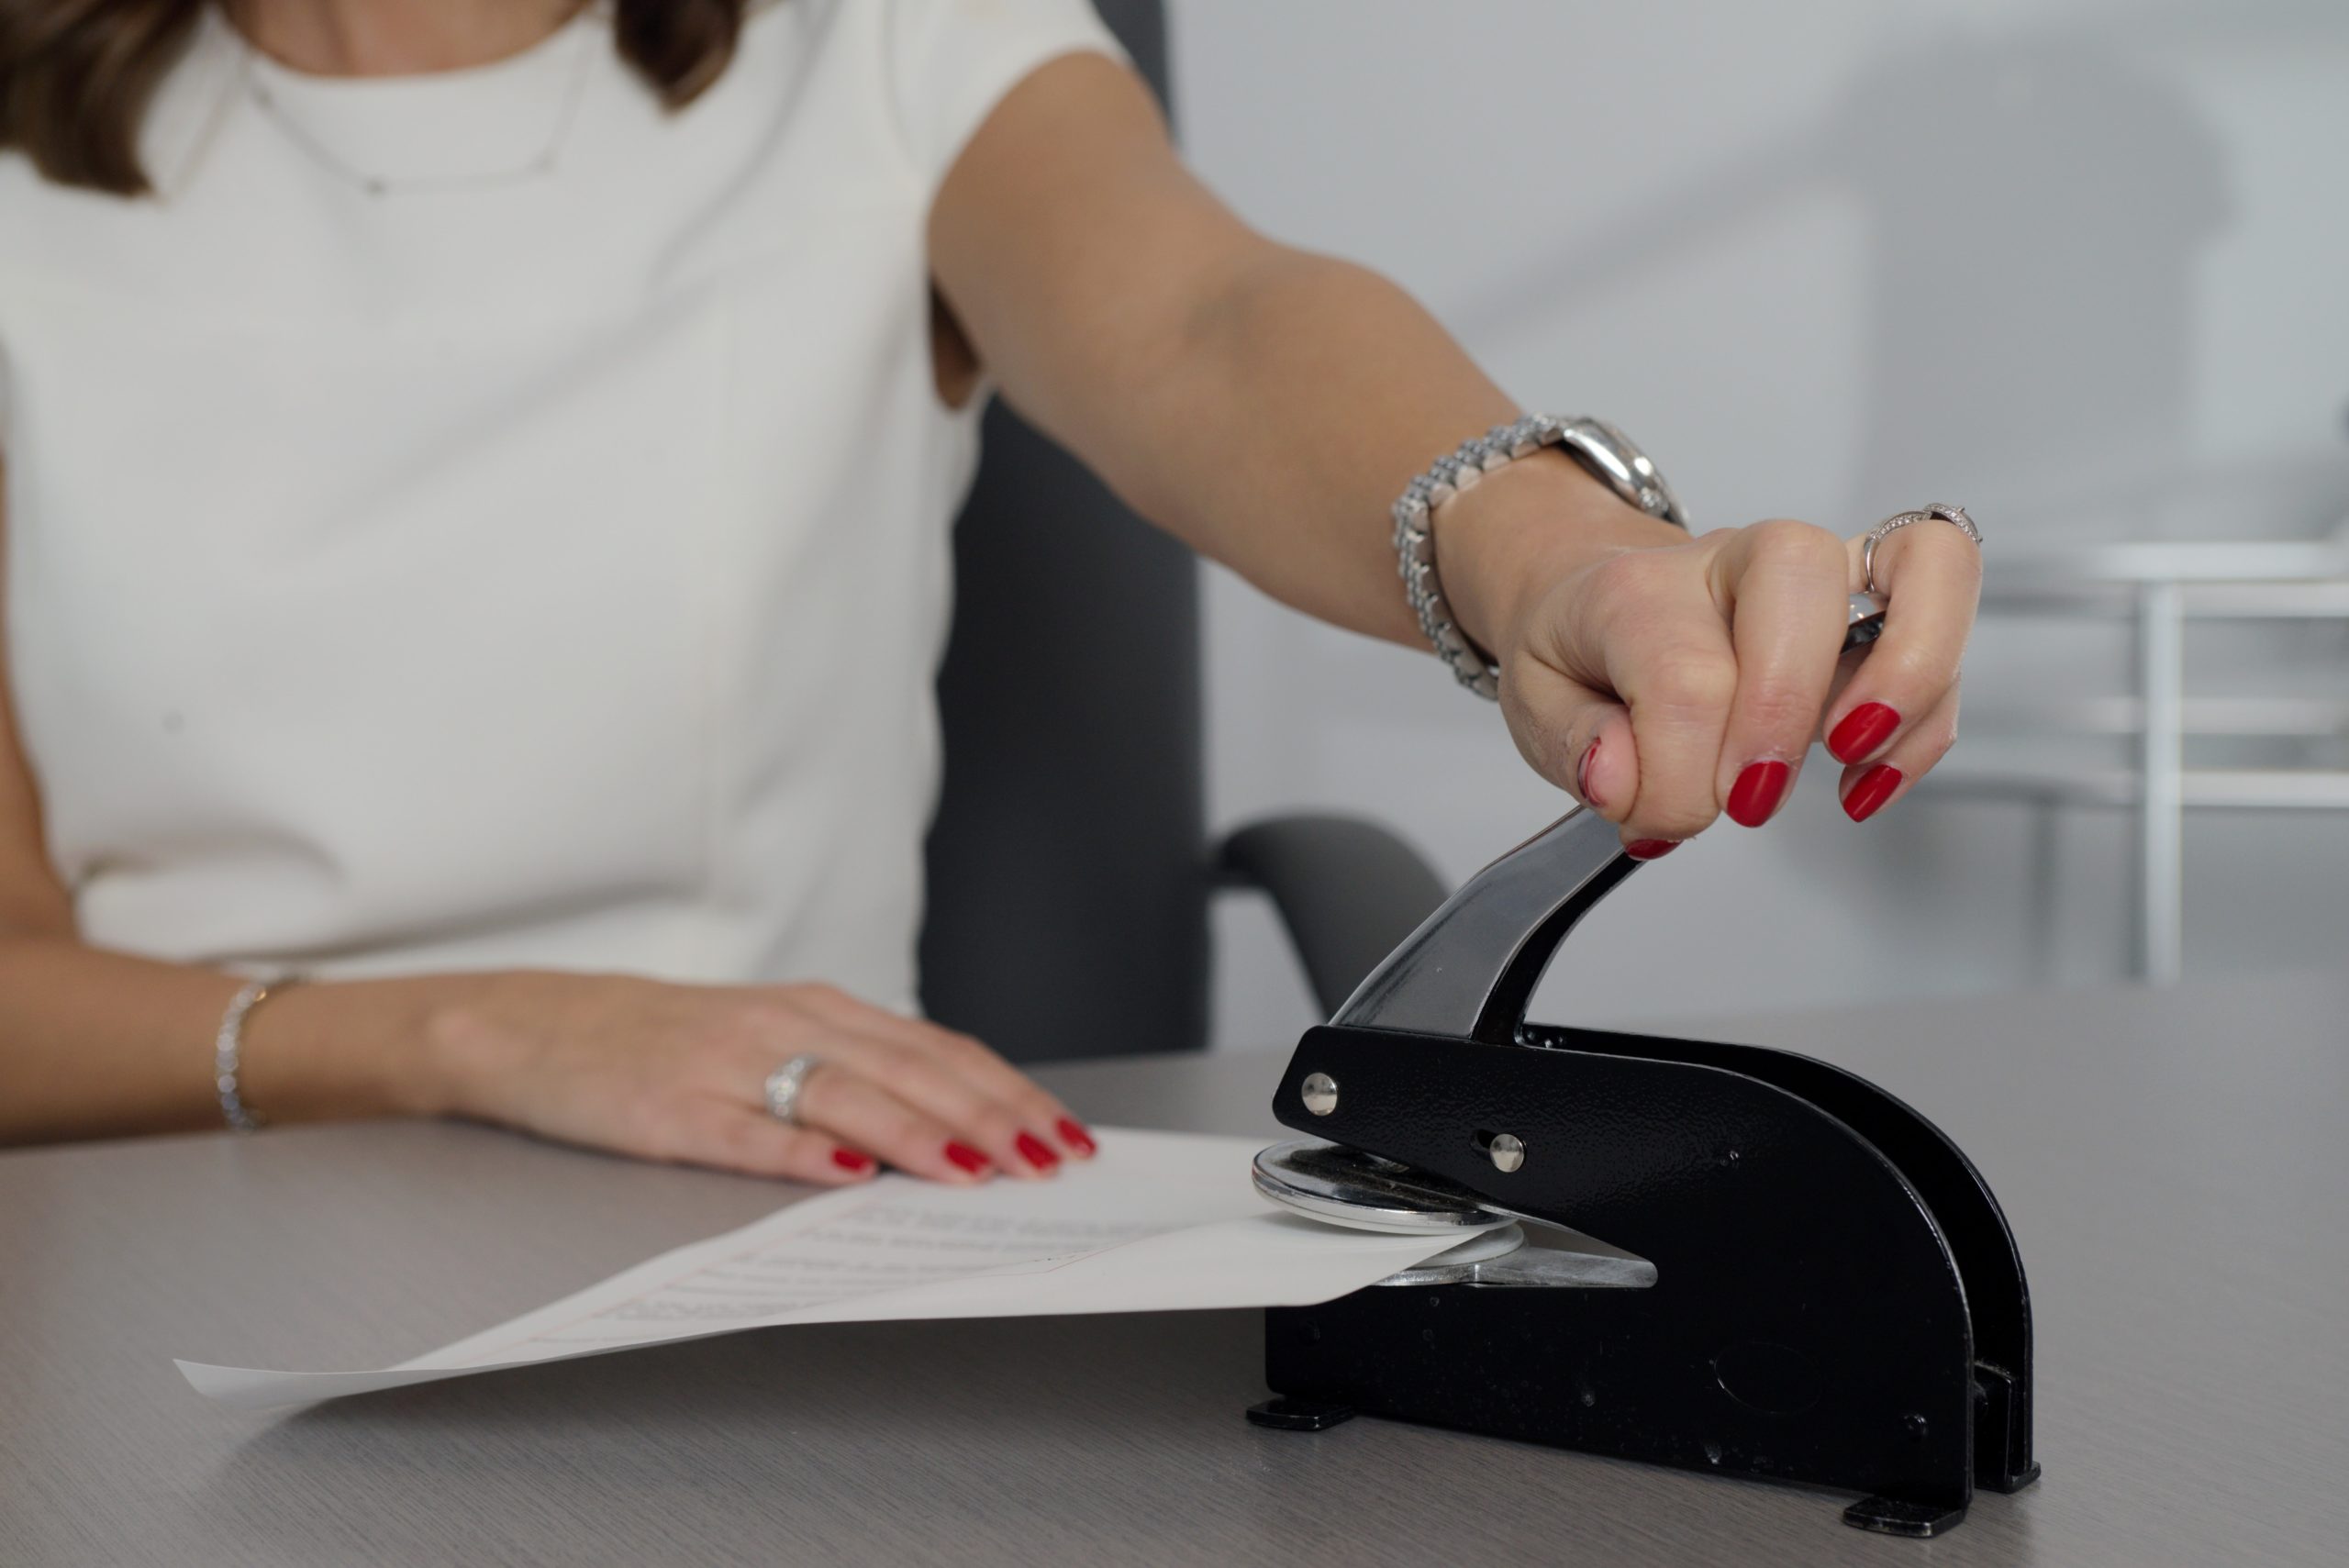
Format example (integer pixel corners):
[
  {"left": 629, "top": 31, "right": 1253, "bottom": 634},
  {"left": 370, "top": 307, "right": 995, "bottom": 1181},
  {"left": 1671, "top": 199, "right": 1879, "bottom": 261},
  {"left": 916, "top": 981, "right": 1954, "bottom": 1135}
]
[{"left": 180, "top": 1129, "right": 1451, "bottom": 1409}]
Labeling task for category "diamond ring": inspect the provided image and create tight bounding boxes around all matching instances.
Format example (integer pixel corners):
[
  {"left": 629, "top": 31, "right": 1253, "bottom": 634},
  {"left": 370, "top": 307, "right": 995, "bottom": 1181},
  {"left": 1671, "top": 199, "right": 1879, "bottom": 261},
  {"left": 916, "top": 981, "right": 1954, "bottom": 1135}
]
[
  {"left": 1863, "top": 503, "right": 1981, "bottom": 598},
  {"left": 763, "top": 1054, "right": 824, "bottom": 1126}
]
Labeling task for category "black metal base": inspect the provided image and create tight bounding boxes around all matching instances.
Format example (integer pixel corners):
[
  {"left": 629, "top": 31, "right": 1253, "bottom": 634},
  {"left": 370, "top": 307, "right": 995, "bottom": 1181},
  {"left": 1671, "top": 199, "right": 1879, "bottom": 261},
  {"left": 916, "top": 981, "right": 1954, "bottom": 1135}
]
[
  {"left": 1843, "top": 1496, "right": 1968, "bottom": 1538},
  {"left": 1248, "top": 1385, "right": 1994, "bottom": 1540},
  {"left": 1264, "top": 1262, "right": 1981, "bottom": 1532},
  {"left": 1256, "top": 1019, "right": 2041, "bottom": 1540},
  {"left": 1245, "top": 1397, "right": 1355, "bottom": 1432},
  {"left": 1249, "top": 1383, "right": 2019, "bottom": 1540}
]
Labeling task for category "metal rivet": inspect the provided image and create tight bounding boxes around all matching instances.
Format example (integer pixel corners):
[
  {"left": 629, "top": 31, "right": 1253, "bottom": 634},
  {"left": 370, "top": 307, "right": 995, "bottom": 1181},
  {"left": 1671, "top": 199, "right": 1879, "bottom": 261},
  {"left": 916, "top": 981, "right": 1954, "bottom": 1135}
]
[
  {"left": 1300, "top": 1073, "right": 1339, "bottom": 1116},
  {"left": 1489, "top": 1133, "right": 1525, "bottom": 1173}
]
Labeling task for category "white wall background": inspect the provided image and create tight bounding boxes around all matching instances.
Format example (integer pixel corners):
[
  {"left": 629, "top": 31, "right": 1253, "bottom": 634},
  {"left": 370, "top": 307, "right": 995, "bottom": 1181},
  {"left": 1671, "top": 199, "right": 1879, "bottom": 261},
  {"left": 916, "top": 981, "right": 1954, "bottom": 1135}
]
[{"left": 1168, "top": 1, "right": 2349, "bottom": 1051}]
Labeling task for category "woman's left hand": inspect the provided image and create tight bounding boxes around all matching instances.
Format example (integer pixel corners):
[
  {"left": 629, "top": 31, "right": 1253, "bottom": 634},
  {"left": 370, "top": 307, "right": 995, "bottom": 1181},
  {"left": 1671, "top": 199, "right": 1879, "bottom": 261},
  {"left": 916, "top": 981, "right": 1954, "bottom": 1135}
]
[{"left": 1445, "top": 468, "right": 1983, "bottom": 850}]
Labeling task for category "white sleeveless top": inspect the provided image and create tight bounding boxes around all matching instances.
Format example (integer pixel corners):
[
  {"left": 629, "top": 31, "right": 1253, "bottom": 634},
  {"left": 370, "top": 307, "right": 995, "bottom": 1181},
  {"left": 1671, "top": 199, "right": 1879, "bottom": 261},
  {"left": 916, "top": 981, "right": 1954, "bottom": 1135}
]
[{"left": 0, "top": 1, "right": 1120, "bottom": 1009}]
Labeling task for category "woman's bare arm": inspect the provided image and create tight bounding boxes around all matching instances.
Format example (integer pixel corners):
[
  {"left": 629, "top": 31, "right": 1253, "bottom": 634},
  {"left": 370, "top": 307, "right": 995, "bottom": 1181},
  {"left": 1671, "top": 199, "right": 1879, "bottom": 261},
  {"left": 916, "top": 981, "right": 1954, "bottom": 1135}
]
[
  {"left": 927, "top": 55, "right": 1588, "bottom": 651},
  {"left": 930, "top": 55, "right": 1980, "bottom": 847}
]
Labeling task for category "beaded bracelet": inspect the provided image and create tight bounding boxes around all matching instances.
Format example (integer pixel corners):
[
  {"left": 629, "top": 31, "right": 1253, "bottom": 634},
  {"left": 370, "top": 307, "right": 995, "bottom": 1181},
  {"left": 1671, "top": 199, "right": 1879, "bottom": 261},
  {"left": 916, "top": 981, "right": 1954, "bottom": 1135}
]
[{"left": 214, "top": 977, "right": 302, "bottom": 1133}]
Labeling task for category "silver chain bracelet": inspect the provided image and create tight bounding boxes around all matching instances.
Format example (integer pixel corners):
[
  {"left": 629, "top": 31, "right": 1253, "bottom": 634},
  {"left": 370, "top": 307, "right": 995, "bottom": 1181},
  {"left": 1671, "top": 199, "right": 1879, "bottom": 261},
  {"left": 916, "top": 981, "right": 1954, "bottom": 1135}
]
[
  {"left": 214, "top": 976, "right": 302, "bottom": 1134},
  {"left": 1393, "top": 414, "right": 1688, "bottom": 698}
]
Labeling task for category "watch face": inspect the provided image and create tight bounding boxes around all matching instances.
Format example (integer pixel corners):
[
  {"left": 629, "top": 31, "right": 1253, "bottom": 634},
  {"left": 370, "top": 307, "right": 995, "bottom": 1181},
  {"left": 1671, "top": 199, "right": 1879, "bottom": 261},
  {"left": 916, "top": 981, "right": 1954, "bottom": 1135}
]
[{"left": 1555, "top": 418, "right": 1687, "bottom": 528}]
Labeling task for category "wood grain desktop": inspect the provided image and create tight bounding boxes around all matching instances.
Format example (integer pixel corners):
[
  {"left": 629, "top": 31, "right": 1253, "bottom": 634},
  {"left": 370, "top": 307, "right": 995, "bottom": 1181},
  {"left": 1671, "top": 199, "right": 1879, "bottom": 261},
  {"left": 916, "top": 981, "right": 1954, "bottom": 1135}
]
[{"left": 3, "top": 971, "right": 2343, "bottom": 1565}]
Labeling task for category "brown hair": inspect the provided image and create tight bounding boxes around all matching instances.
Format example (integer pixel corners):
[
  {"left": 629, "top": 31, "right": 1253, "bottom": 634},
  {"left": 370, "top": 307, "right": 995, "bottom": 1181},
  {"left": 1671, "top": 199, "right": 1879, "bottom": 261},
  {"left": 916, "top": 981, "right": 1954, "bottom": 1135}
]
[{"left": 0, "top": 1, "right": 750, "bottom": 195}]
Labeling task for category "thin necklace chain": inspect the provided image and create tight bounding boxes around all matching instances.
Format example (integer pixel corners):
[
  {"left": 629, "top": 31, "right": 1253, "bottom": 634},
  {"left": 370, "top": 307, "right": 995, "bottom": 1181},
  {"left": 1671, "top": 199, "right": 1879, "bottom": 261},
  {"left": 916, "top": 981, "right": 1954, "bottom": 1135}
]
[{"left": 240, "top": 14, "right": 598, "bottom": 198}]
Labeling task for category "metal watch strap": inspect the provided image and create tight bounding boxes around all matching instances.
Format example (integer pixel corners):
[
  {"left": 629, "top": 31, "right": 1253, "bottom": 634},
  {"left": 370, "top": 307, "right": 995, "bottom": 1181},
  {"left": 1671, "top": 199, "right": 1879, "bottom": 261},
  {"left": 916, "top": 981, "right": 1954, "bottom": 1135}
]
[{"left": 1394, "top": 414, "right": 1688, "bottom": 699}]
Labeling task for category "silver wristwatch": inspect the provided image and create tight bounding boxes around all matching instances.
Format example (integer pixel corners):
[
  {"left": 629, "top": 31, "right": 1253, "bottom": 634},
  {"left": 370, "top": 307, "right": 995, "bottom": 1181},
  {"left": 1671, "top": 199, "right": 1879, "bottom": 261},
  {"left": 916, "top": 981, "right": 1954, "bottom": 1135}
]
[{"left": 1394, "top": 414, "right": 1688, "bottom": 698}]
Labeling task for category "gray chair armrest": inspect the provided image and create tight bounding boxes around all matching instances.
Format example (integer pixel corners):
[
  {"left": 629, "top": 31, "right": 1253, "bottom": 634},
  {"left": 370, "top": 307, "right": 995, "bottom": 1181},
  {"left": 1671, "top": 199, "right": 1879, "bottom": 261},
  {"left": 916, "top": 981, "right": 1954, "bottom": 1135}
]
[{"left": 1217, "top": 814, "right": 1450, "bottom": 1018}]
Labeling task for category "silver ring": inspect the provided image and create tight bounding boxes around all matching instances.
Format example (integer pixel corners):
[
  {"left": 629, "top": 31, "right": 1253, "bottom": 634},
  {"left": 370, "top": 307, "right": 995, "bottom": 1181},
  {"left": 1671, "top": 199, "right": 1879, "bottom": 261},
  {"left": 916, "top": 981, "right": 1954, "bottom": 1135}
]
[
  {"left": 762, "top": 1054, "right": 824, "bottom": 1126},
  {"left": 1863, "top": 502, "right": 1981, "bottom": 597}
]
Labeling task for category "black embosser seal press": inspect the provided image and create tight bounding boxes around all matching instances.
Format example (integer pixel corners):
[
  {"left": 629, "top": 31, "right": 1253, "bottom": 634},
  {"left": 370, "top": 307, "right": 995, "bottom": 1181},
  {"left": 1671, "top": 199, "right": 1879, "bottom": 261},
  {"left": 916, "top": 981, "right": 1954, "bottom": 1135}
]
[{"left": 1247, "top": 593, "right": 2039, "bottom": 1540}]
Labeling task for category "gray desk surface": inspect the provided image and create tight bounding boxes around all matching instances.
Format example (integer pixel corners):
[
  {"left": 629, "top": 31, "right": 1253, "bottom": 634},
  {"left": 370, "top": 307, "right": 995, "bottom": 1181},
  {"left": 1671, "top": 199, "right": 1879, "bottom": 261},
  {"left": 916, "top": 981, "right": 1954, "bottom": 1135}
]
[{"left": 4, "top": 972, "right": 2345, "bottom": 1566}]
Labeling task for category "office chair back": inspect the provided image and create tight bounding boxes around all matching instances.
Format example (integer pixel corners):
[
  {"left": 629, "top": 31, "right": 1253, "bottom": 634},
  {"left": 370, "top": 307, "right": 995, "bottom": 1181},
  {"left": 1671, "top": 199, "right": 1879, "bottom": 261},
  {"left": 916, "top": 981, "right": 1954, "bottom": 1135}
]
[{"left": 917, "top": 1, "right": 1206, "bottom": 1063}]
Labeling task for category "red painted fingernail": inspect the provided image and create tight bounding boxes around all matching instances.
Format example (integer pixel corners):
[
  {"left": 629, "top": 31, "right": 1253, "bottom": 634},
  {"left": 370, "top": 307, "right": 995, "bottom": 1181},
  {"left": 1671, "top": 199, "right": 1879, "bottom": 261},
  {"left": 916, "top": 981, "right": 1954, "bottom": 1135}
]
[
  {"left": 1843, "top": 763, "right": 1904, "bottom": 822},
  {"left": 1625, "top": 840, "right": 1679, "bottom": 861},
  {"left": 1015, "top": 1131, "right": 1061, "bottom": 1171},
  {"left": 944, "top": 1141, "right": 991, "bottom": 1175},
  {"left": 1726, "top": 760, "right": 1791, "bottom": 828},
  {"left": 1056, "top": 1118, "right": 1097, "bottom": 1156},
  {"left": 1576, "top": 738, "right": 1604, "bottom": 809},
  {"left": 831, "top": 1149, "right": 874, "bottom": 1174},
  {"left": 1829, "top": 702, "right": 1901, "bottom": 764}
]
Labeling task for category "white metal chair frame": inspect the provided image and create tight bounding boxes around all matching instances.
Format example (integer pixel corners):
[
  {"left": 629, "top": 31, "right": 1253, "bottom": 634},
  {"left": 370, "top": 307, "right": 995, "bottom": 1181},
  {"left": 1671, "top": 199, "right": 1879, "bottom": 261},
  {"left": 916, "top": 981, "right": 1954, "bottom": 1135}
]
[{"left": 1927, "top": 542, "right": 2349, "bottom": 984}]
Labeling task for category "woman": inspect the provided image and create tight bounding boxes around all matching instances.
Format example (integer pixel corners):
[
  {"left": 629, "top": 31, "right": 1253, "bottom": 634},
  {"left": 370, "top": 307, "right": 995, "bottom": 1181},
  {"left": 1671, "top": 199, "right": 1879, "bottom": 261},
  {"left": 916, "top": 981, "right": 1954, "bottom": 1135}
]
[{"left": 0, "top": 0, "right": 1980, "bottom": 1182}]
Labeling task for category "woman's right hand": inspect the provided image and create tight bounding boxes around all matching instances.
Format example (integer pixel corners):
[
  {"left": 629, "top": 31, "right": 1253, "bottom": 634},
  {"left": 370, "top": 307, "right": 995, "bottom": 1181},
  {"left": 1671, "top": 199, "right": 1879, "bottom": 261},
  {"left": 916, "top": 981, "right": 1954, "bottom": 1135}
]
[{"left": 416, "top": 972, "right": 1097, "bottom": 1185}]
